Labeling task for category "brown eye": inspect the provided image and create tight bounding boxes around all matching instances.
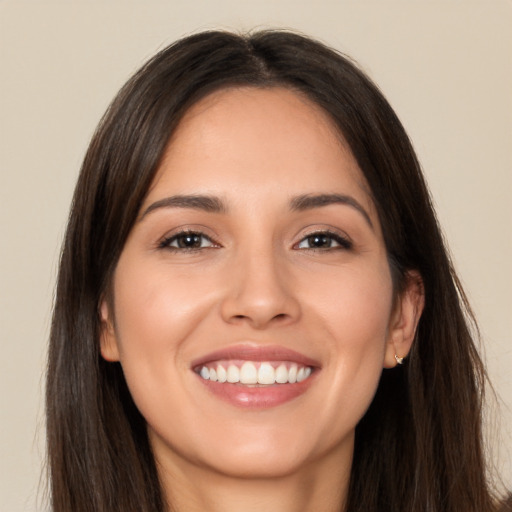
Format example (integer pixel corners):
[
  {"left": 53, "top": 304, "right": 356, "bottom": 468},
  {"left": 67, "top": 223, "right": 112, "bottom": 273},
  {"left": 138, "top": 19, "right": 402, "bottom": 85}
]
[
  {"left": 161, "top": 231, "right": 216, "bottom": 250},
  {"left": 297, "top": 232, "right": 352, "bottom": 250}
]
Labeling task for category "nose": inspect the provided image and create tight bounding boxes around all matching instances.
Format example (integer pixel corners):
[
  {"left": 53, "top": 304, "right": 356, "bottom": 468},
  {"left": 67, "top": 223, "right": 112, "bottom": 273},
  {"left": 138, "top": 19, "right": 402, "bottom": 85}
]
[{"left": 220, "top": 247, "right": 301, "bottom": 329}]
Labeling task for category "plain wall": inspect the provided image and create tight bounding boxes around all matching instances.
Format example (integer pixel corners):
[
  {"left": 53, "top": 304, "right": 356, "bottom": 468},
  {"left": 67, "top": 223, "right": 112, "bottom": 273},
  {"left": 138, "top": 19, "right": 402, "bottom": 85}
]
[{"left": 1, "top": 1, "right": 510, "bottom": 510}]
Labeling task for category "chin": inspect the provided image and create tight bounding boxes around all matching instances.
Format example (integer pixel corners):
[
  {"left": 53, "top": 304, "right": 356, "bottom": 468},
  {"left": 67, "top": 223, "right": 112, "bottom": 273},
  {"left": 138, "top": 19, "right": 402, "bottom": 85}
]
[
  {"left": 200, "top": 447, "right": 315, "bottom": 480},
  {"left": 149, "top": 420, "right": 327, "bottom": 480}
]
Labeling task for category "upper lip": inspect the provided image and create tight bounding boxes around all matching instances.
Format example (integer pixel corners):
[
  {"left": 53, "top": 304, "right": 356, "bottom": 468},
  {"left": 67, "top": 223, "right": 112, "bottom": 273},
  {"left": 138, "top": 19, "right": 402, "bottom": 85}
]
[{"left": 191, "top": 343, "right": 321, "bottom": 369}]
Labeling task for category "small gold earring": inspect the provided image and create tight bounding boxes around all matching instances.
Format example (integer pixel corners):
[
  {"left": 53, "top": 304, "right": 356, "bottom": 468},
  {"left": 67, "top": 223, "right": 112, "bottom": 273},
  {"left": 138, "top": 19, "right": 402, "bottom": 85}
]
[{"left": 395, "top": 354, "right": 404, "bottom": 365}]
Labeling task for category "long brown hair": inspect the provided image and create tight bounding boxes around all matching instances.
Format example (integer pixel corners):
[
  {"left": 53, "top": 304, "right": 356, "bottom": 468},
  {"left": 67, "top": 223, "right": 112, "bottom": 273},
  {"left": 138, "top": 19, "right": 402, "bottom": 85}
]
[{"left": 46, "top": 30, "right": 498, "bottom": 511}]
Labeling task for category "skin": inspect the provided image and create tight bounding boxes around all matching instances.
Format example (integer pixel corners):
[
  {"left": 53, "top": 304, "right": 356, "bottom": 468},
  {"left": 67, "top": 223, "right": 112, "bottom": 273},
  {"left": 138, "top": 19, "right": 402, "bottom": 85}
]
[{"left": 100, "top": 87, "right": 424, "bottom": 512}]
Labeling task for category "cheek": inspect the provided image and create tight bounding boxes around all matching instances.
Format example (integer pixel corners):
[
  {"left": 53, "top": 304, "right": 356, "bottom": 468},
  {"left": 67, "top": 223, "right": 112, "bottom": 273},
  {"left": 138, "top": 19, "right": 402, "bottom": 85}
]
[
  {"left": 304, "top": 261, "right": 394, "bottom": 345},
  {"left": 113, "top": 257, "right": 217, "bottom": 356},
  {"left": 301, "top": 263, "right": 394, "bottom": 427},
  {"left": 110, "top": 257, "right": 220, "bottom": 410}
]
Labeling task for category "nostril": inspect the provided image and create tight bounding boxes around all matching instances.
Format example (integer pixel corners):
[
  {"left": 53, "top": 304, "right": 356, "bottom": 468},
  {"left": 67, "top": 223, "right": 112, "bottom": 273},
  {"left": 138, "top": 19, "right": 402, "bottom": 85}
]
[
  {"left": 220, "top": 284, "right": 301, "bottom": 328},
  {"left": 230, "top": 312, "right": 290, "bottom": 327}
]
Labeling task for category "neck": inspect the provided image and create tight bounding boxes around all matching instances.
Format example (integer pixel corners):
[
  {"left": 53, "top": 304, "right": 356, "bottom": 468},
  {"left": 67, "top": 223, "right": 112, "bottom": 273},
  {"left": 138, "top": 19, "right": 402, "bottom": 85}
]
[{"left": 157, "top": 442, "right": 352, "bottom": 512}]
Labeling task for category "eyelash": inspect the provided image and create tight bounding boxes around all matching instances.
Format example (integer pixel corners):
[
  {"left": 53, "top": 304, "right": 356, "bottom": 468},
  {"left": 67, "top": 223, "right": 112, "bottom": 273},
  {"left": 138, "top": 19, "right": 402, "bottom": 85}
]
[
  {"left": 295, "top": 230, "right": 353, "bottom": 251},
  {"left": 158, "top": 230, "right": 218, "bottom": 251},
  {"left": 158, "top": 229, "right": 352, "bottom": 252}
]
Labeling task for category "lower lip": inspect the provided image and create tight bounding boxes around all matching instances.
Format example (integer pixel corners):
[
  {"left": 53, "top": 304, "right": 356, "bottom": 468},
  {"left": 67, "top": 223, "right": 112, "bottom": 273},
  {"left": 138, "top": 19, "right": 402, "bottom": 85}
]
[{"left": 197, "top": 374, "right": 316, "bottom": 409}]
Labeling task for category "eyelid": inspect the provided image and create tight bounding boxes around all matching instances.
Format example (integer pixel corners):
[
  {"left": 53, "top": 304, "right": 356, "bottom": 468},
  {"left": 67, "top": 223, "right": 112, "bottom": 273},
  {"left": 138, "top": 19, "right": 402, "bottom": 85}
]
[
  {"left": 293, "top": 228, "right": 353, "bottom": 250},
  {"left": 157, "top": 228, "right": 221, "bottom": 251}
]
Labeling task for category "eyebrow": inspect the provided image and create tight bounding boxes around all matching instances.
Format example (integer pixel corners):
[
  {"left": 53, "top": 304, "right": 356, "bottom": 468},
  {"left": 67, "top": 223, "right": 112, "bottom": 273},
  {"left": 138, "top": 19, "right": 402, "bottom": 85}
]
[
  {"left": 140, "top": 192, "right": 373, "bottom": 229},
  {"left": 290, "top": 193, "right": 373, "bottom": 229},
  {"left": 140, "top": 194, "right": 226, "bottom": 220}
]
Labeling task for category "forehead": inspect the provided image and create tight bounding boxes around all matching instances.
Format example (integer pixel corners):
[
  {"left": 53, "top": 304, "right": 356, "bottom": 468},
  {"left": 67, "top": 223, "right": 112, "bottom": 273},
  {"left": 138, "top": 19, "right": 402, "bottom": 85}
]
[{"left": 148, "top": 86, "right": 373, "bottom": 210}]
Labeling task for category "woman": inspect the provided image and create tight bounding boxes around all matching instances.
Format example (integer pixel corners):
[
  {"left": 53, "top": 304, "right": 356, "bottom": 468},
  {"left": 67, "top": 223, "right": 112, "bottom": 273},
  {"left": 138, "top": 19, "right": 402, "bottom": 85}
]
[{"left": 46, "top": 30, "right": 499, "bottom": 511}]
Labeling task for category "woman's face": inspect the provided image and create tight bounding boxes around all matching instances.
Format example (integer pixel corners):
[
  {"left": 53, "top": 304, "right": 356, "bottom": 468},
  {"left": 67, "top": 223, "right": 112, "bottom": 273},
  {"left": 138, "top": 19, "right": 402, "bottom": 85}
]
[{"left": 101, "top": 87, "right": 417, "bottom": 480}]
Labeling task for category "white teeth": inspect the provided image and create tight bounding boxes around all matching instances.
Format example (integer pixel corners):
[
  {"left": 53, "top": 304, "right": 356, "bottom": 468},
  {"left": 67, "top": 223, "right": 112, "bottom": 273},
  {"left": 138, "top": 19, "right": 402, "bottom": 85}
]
[
  {"left": 216, "top": 364, "right": 227, "bottom": 383},
  {"left": 226, "top": 365, "right": 240, "bottom": 383},
  {"left": 288, "top": 364, "right": 297, "bottom": 383},
  {"left": 275, "top": 364, "right": 288, "bottom": 384},
  {"left": 258, "top": 362, "right": 276, "bottom": 385},
  {"left": 240, "top": 362, "right": 258, "bottom": 384},
  {"left": 198, "top": 362, "right": 313, "bottom": 385}
]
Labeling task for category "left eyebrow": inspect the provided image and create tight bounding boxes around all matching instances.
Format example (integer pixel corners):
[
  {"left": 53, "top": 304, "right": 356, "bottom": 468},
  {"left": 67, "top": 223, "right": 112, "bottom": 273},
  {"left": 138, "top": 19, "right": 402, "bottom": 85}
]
[
  {"left": 139, "top": 194, "right": 227, "bottom": 221},
  {"left": 290, "top": 193, "right": 374, "bottom": 230}
]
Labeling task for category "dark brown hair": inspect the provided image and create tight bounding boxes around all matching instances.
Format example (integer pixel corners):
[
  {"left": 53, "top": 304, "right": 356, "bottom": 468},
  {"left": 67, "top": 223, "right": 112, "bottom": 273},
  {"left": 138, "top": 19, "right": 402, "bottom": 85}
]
[{"left": 46, "top": 30, "right": 498, "bottom": 511}]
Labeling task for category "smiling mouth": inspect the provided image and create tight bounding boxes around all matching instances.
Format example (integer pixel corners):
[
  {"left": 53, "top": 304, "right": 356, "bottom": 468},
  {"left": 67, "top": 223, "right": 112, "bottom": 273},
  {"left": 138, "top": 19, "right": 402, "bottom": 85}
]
[
  {"left": 191, "top": 344, "right": 319, "bottom": 408},
  {"left": 195, "top": 361, "right": 313, "bottom": 385}
]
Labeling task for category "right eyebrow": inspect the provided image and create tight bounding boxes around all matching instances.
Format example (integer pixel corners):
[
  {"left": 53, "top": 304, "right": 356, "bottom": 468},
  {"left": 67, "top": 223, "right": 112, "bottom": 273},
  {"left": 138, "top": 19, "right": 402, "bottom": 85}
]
[
  {"left": 290, "top": 193, "right": 374, "bottom": 230},
  {"left": 139, "top": 194, "right": 227, "bottom": 221}
]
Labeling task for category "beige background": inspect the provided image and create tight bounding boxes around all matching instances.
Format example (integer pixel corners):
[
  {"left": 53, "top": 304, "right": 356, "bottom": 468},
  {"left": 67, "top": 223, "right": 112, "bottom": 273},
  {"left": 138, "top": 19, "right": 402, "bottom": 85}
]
[{"left": 1, "top": 1, "right": 511, "bottom": 510}]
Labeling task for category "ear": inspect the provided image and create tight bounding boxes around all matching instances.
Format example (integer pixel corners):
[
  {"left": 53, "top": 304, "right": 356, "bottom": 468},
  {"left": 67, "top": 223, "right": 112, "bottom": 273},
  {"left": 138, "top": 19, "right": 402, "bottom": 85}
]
[
  {"left": 383, "top": 271, "right": 425, "bottom": 368},
  {"left": 99, "top": 299, "right": 121, "bottom": 362}
]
